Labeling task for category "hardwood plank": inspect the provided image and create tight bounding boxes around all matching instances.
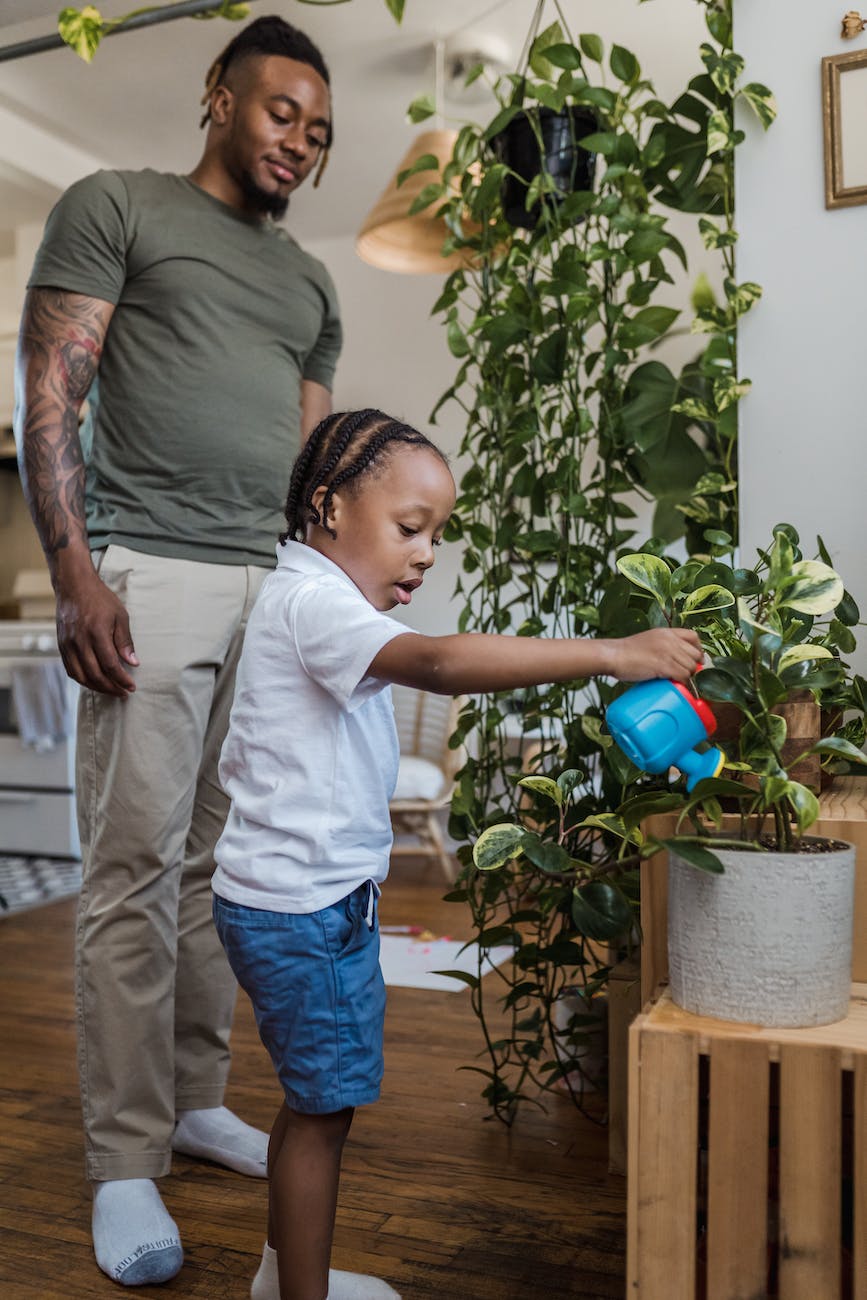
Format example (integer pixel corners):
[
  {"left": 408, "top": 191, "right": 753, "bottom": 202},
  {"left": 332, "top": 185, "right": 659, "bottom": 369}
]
[
  {"left": 0, "top": 860, "right": 626, "bottom": 1298},
  {"left": 779, "top": 1043, "right": 841, "bottom": 1300},
  {"left": 853, "top": 1053, "right": 867, "bottom": 1300},
  {"left": 706, "top": 1038, "right": 769, "bottom": 1300},
  {"left": 631, "top": 1022, "right": 698, "bottom": 1299}
]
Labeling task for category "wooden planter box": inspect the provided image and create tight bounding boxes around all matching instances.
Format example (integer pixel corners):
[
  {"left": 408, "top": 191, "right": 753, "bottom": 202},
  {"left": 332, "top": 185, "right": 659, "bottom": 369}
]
[{"left": 627, "top": 984, "right": 867, "bottom": 1299}]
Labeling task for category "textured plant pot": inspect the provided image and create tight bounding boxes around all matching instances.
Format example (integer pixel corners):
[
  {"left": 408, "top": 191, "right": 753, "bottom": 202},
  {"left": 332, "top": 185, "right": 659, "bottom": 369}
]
[{"left": 668, "top": 839, "right": 855, "bottom": 1027}]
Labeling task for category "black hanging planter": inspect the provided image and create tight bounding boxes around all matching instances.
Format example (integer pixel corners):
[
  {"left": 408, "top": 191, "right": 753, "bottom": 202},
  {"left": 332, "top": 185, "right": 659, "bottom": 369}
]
[{"left": 493, "top": 105, "right": 598, "bottom": 230}]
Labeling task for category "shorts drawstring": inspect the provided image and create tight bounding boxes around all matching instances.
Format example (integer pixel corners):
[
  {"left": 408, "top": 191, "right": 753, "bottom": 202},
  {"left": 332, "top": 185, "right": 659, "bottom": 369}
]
[{"left": 364, "top": 880, "right": 379, "bottom": 930}]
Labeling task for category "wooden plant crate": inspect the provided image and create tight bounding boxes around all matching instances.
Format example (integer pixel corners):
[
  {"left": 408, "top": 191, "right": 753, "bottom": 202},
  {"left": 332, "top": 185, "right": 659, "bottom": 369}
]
[{"left": 627, "top": 983, "right": 867, "bottom": 1300}]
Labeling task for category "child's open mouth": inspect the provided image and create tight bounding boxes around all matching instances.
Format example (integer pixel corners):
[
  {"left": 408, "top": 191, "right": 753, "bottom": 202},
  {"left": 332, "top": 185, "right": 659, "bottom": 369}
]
[{"left": 394, "top": 581, "right": 419, "bottom": 606}]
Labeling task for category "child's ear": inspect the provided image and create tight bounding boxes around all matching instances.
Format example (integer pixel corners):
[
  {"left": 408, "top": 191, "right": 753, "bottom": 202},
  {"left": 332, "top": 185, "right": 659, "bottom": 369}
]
[{"left": 310, "top": 484, "right": 339, "bottom": 535}]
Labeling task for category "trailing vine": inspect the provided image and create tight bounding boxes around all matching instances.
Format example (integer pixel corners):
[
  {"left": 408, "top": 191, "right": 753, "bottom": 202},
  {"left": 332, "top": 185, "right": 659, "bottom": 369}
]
[{"left": 406, "top": 0, "right": 775, "bottom": 1123}]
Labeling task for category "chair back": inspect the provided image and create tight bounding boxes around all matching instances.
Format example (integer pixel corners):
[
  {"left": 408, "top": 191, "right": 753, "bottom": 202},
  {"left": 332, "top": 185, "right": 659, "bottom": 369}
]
[{"left": 391, "top": 685, "right": 464, "bottom": 781}]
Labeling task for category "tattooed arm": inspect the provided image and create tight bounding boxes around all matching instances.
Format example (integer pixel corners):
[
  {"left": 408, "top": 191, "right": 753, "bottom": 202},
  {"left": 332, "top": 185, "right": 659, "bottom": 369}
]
[{"left": 14, "top": 288, "right": 138, "bottom": 697}]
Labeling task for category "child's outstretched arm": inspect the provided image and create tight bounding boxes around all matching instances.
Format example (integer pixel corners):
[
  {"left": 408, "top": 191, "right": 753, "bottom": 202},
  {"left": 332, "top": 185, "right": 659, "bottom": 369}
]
[{"left": 369, "top": 627, "right": 702, "bottom": 696}]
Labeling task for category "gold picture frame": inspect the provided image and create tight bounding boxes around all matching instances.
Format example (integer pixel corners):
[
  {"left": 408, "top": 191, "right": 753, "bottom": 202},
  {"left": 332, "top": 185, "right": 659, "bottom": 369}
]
[{"left": 823, "top": 48, "right": 867, "bottom": 208}]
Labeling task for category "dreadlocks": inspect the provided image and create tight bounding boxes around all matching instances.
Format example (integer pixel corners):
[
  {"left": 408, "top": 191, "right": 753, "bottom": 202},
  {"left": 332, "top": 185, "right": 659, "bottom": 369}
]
[
  {"left": 199, "top": 14, "right": 333, "bottom": 187},
  {"left": 281, "top": 410, "right": 449, "bottom": 544}
]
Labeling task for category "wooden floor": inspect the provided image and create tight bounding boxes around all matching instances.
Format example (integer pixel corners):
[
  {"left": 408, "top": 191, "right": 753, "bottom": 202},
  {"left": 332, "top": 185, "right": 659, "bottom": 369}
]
[{"left": 0, "top": 859, "right": 626, "bottom": 1300}]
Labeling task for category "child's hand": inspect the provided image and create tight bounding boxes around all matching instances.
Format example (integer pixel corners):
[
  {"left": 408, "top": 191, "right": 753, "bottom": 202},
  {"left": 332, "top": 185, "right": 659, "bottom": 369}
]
[{"left": 607, "top": 627, "right": 703, "bottom": 683}]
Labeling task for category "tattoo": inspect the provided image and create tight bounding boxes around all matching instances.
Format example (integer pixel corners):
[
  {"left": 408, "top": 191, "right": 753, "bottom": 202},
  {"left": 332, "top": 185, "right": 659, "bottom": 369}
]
[{"left": 15, "top": 288, "right": 112, "bottom": 560}]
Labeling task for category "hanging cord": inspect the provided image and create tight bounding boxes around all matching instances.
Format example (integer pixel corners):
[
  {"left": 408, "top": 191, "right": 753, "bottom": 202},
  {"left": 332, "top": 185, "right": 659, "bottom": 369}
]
[{"left": 434, "top": 37, "right": 445, "bottom": 129}]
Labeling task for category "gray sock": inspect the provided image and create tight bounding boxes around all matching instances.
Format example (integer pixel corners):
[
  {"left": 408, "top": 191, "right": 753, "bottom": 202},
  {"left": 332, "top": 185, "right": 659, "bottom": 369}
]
[
  {"left": 250, "top": 1242, "right": 401, "bottom": 1299},
  {"left": 92, "top": 1179, "right": 183, "bottom": 1286}
]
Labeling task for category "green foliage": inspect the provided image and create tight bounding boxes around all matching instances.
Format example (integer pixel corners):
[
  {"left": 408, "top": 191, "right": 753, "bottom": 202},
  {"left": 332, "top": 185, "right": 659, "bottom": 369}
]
[
  {"left": 57, "top": 0, "right": 403, "bottom": 62},
  {"left": 421, "top": 1, "right": 777, "bottom": 1124},
  {"left": 616, "top": 524, "right": 867, "bottom": 856},
  {"left": 58, "top": 1, "right": 250, "bottom": 61}
]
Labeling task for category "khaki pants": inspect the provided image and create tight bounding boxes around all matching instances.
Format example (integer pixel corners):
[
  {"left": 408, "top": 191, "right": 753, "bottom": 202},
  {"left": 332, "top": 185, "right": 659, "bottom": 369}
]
[{"left": 74, "top": 546, "right": 268, "bottom": 1181}]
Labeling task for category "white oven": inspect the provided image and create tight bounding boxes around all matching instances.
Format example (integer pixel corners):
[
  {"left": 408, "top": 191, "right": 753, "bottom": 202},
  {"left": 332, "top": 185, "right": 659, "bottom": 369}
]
[{"left": 0, "top": 620, "right": 80, "bottom": 858}]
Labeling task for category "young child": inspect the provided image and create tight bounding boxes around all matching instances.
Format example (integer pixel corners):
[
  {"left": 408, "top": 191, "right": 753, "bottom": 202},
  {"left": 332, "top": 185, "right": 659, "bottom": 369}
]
[{"left": 211, "top": 408, "right": 702, "bottom": 1300}]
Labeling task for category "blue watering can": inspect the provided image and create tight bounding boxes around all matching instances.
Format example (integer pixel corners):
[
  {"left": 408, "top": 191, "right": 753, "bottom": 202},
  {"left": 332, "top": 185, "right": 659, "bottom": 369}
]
[{"left": 605, "top": 677, "right": 725, "bottom": 791}]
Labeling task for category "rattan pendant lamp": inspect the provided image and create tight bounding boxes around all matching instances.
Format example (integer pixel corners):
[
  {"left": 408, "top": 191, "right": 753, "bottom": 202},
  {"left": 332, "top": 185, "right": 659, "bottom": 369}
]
[{"left": 355, "top": 41, "right": 465, "bottom": 274}]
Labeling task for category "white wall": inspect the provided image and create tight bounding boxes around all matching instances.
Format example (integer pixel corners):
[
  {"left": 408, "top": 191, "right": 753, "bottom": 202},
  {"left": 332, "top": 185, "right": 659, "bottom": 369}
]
[{"left": 736, "top": 1, "right": 867, "bottom": 668}]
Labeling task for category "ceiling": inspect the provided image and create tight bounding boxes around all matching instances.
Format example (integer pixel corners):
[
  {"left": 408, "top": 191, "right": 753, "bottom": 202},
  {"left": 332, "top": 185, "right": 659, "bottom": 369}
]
[{"left": 0, "top": 0, "right": 704, "bottom": 254}]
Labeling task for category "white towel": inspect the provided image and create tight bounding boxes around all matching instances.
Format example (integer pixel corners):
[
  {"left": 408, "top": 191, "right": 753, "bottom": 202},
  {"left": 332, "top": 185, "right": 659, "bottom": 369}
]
[{"left": 10, "top": 659, "right": 72, "bottom": 752}]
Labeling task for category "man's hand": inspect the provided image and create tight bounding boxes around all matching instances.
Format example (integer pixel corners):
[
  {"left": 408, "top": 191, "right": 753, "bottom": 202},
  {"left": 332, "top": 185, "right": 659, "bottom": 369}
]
[
  {"left": 55, "top": 569, "right": 139, "bottom": 696},
  {"left": 608, "top": 627, "right": 703, "bottom": 684}
]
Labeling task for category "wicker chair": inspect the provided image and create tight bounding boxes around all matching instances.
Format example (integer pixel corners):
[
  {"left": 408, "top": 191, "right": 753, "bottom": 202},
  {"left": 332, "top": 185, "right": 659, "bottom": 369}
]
[{"left": 389, "top": 685, "right": 465, "bottom": 883}]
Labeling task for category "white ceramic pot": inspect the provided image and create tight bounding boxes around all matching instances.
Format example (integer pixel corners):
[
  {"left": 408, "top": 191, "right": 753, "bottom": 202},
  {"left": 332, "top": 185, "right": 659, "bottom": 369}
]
[{"left": 667, "top": 839, "right": 855, "bottom": 1027}]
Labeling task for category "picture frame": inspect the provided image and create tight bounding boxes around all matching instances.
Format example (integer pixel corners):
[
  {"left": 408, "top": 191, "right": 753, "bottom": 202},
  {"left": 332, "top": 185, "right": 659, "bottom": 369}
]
[{"left": 822, "top": 47, "right": 867, "bottom": 208}]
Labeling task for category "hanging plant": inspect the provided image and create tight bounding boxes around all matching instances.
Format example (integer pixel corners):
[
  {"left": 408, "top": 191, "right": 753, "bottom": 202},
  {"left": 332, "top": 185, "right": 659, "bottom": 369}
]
[
  {"left": 406, "top": 0, "right": 775, "bottom": 1124},
  {"left": 56, "top": 0, "right": 405, "bottom": 63}
]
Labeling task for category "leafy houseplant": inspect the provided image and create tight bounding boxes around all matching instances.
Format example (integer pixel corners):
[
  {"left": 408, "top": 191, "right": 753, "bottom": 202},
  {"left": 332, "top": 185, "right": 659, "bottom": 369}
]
[
  {"left": 611, "top": 522, "right": 866, "bottom": 862},
  {"left": 402, "top": 0, "right": 774, "bottom": 1121},
  {"left": 476, "top": 523, "right": 867, "bottom": 1030}
]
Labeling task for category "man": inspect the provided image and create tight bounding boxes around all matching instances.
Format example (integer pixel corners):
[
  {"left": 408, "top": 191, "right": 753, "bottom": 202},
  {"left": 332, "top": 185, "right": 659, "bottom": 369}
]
[{"left": 14, "top": 15, "right": 340, "bottom": 1287}]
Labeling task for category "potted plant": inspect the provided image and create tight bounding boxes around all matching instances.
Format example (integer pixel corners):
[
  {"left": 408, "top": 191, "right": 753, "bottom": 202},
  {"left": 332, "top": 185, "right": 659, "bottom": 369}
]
[
  {"left": 607, "top": 522, "right": 867, "bottom": 1027},
  {"left": 472, "top": 523, "right": 866, "bottom": 1037}
]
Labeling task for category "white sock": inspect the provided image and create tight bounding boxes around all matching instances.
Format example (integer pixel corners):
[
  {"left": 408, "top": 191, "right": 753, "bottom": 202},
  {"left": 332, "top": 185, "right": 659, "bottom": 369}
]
[
  {"left": 251, "top": 1242, "right": 401, "bottom": 1299},
  {"left": 92, "top": 1179, "right": 183, "bottom": 1286},
  {"left": 172, "top": 1105, "right": 268, "bottom": 1177}
]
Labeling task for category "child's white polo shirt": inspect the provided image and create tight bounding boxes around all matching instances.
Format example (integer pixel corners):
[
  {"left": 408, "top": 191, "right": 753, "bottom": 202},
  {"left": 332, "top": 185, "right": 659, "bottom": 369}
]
[{"left": 212, "top": 540, "right": 415, "bottom": 913}]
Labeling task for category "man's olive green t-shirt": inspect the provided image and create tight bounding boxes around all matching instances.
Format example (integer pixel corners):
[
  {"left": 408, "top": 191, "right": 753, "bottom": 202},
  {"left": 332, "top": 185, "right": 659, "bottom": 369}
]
[{"left": 29, "top": 169, "right": 342, "bottom": 566}]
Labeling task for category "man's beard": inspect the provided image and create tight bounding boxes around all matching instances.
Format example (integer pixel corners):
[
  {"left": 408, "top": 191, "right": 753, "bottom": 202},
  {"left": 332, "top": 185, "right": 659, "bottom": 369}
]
[{"left": 238, "top": 167, "right": 290, "bottom": 221}]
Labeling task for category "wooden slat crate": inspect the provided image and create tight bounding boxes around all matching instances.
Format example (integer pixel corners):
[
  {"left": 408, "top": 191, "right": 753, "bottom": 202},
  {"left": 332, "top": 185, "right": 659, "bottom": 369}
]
[{"left": 627, "top": 983, "right": 867, "bottom": 1299}]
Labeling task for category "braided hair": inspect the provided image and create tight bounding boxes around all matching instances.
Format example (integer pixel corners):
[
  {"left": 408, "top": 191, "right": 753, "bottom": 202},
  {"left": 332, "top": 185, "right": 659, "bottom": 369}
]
[
  {"left": 281, "top": 409, "right": 449, "bottom": 544},
  {"left": 200, "top": 14, "right": 333, "bottom": 186}
]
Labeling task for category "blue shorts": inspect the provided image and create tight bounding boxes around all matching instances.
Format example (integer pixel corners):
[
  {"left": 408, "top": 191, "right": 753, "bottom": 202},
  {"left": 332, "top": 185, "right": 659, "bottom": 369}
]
[{"left": 213, "top": 882, "right": 386, "bottom": 1115}]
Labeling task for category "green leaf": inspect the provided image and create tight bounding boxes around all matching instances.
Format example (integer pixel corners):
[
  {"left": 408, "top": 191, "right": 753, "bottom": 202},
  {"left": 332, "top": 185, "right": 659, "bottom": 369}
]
[
  {"left": 557, "top": 768, "right": 586, "bottom": 796},
  {"left": 396, "top": 153, "right": 440, "bottom": 186},
  {"left": 407, "top": 94, "right": 436, "bottom": 124},
  {"left": 529, "top": 20, "right": 566, "bottom": 80},
  {"left": 617, "top": 790, "right": 686, "bottom": 830},
  {"left": 778, "top": 645, "right": 834, "bottom": 671},
  {"left": 430, "top": 969, "right": 479, "bottom": 989},
  {"left": 408, "top": 182, "right": 443, "bottom": 215},
  {"left": 740, "top": 82, "right": 777, "bottom": 130},
  {"left": 619, "top": 305, "right": 680, "bottom": 349},
  {"left": 786, "top": 781, "right": 820, "bottom": 834},
  {"left": 681, "top": 584, "right": 735, "bottom": 615},
  {"left": 610, "top": 43, "right": 640, "bottom": 83},
  {"left": 384, "top": 0, "right": 406, "bottom": 19},
  {"left": 665, "top": 839, "right": 725, "bottom": 873},
  {"left": 571, "top": 881, "right": 634, "bottom": 941},
  {"left": 579, "top": 813, "right": 641, "bottom": 845},
  {"left": 737, "top": 598, "right": 781, "bottom": 651},
  {"left": 58, "top": 5, "right": 104, "bottom": 62},
  {"left": 517, "top": 775, "right": 563, "bottom": 806},
  {"left": 472, "top": 823, "right": 525, "bottom": 871},
  {"left": 616, "top": 553, "right": 671, "bottom": 607},
  {"left": 577, "top": 131, "right": 619, "bottom": 156},
  {"left": 624, "top": 229, "right": 669, "bottom": 262},
  {"left": 807, "top": 737, "right": 867, "bottom": 765},
  {"left": 542, "top": 42, "right": 583, "bottom": 71},
  {"left": 521, "top": 839, "right": 575, "bottom": 873},
  {"left": 579, "top": 33, "right": 603, "bottom": 63},
  {"left": 779, "top": 561, "right": 844, "bottom": 616},
  {"left": 726, "top": 280, "right": 763, "bottom": 316},
  {"left": 836, "top": 590, "right": 860, "bottom": 626},
  {"left": 694, "top": 667, "right": 750, "bottom": 709}
]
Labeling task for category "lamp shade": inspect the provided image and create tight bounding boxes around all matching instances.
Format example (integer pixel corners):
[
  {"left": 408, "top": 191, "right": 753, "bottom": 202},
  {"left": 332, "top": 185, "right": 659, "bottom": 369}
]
[{"left": 356, "top": 129, "right": 469, "bottom": 274}]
